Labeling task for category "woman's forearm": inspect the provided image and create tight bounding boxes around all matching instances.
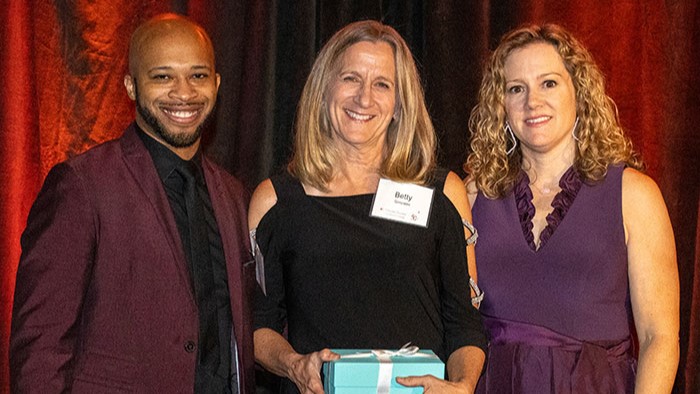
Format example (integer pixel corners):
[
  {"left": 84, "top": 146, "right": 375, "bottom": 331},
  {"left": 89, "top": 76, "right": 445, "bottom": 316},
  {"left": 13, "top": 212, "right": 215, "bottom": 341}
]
[
  {"left": 254, "top": 328, "right": 301, "bottom": 378},
  {"left": 635, "top": 334, "right": 679, "bottom": 393}
]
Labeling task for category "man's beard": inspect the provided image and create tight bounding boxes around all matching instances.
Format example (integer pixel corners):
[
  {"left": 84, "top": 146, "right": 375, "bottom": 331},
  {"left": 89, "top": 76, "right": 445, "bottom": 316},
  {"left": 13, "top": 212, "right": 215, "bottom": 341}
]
[{"left": 134, "top": 83, "right": 214, "bottom": 148}]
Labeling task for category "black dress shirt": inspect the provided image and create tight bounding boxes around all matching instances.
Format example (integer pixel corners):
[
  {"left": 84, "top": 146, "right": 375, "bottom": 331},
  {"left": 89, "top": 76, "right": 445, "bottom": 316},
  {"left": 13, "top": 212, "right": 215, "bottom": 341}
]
[{"left": 137, "top": 129, "right": 236, "bottom": 393}]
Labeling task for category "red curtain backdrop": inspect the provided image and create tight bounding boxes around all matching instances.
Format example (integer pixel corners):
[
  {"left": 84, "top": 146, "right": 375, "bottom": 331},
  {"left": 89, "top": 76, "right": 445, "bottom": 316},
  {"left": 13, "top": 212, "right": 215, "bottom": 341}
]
[{"left": 1, "top": 1, "right": 698, "bottom": 392}]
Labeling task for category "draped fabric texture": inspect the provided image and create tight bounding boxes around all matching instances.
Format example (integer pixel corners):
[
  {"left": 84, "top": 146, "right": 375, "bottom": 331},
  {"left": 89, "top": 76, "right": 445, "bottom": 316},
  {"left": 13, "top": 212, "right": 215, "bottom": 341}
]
[{"left": 1, "top": 1, "right": 698, "bottom": 392}]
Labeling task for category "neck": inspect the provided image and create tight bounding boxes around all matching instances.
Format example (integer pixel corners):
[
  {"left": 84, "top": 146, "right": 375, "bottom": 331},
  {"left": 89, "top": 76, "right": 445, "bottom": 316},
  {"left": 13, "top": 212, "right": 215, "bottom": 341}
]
[
  {"left": 521, "top": 140, "right": 576, "bottom": 190},
  {"left": 137, "top": 121, "right": 200, "bottom": 160},
  {"left": 309, "top": 145, "right": 383, "bottom": 196},
  {"left": 336, "top": 137, "right": 386, "bottom": 167},
  {"left": 170, "top": 144, "right": 200, "bottom": 161},
  {"left": 328, "top": 162, "right": 382, "bottom": 196}
]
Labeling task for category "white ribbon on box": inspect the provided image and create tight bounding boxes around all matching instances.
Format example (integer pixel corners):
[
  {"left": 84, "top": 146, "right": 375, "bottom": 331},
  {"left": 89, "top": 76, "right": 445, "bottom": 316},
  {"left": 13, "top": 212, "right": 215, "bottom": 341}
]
[{"left": 340, "top": 343, "right": 435, "bottom": 394}]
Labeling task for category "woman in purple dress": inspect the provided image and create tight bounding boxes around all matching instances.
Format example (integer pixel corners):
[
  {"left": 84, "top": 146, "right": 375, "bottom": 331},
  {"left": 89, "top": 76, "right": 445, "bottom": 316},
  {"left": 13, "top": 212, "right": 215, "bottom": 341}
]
[{"left": 465, "top": 24, "right": 679, "bottom": 393}]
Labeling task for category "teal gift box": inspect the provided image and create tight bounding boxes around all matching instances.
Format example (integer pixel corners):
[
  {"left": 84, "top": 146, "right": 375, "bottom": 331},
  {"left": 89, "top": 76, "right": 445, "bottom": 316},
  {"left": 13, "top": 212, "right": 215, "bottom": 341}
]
[{"left": 322, "top": 345, "right": 444, "bottom": 393}]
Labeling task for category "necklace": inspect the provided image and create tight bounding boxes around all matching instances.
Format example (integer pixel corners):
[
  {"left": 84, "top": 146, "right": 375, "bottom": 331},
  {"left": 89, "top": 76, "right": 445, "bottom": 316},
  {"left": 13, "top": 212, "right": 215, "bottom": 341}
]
[{"left": 530, "top": 182, "right": 558, "bottom": 195}]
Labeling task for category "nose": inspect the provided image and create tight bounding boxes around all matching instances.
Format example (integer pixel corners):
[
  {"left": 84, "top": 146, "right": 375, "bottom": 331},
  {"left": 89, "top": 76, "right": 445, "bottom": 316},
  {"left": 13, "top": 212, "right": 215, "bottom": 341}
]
[
  {"left": 354, "top": 82, "right": 372, "bottom": 108},
  {"left": 169, "top": 78, "right": 197, "bottom": 101},
  {"left": 526, "top": 90, "right": 543, "bottom": 109}
]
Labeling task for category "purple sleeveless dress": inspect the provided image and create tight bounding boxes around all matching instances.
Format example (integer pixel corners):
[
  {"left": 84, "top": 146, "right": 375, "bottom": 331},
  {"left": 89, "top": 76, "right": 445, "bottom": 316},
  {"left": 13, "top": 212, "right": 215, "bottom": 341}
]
[{"left": 472, "top": 165, "right": 637, "bottom": 393}]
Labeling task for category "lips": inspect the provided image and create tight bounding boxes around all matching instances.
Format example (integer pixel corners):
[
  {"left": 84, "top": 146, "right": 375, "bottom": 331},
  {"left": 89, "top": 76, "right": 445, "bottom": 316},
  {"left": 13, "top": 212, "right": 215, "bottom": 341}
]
[
  {"left": 161, "top": 105, "right": 203, "bottom": 124},
  {"left": 345, "top": 108, "right": 374, "bottom": 121},
  {"left": 525, "top": 115, "right": 551, "bottom": 126}
]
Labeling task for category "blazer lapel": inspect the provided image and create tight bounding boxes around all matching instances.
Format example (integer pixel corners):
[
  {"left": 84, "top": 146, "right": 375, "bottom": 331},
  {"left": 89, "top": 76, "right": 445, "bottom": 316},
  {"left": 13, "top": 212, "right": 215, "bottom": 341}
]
[
  {"left": 202, "top": 158, "right": 251, "bottom": 336},
  {"left": 119, "top": 124, "right": 195, "bottom": 302},
  {"left": 202, "top": 159, "right": 243, "bottom": 284}
]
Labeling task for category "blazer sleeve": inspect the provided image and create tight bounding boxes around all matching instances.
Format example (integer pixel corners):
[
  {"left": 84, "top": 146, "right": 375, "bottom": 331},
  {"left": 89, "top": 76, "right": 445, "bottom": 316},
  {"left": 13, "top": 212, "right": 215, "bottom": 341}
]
[{"left": 10, "top": 162, "right": 97, "bottom": 392}]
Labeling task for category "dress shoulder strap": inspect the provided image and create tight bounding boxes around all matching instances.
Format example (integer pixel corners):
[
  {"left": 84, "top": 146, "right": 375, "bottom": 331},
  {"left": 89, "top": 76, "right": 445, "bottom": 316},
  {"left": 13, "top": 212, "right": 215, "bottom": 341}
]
[
  {"left": 429, "top": 167, "right": 450, "bottom": 191},
  {"left": 269, "top": 171, "right": 306, "bottom": 203}
]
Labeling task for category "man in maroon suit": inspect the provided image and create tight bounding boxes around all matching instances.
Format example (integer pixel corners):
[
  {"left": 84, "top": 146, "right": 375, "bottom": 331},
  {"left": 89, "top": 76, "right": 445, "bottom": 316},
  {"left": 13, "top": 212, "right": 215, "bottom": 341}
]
[{"left": 10, "top": 14, "right": 255, "bottom": 393}]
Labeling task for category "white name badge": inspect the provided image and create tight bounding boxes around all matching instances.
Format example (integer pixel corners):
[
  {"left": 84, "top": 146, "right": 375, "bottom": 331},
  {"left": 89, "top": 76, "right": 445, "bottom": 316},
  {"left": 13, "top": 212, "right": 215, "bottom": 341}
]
[{"left": 370, "top": 178, "right": 435, "bottom": 227}]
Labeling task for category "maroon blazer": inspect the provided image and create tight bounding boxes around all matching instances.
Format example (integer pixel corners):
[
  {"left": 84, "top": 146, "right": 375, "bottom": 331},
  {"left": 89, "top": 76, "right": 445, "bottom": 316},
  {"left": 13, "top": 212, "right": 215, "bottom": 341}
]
[{"left": 11, "top": 124, "right": 256, "bottom": 393}]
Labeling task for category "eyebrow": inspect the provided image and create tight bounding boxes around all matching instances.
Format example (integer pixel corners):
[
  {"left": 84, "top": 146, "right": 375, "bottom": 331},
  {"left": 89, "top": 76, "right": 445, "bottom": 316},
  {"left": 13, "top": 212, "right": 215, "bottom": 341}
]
[
  {"left": 537, "top": 72, "right": 564, "bottom": 79},
  {"left": 147, "top": 65, "right": 213, "bottom": 73},
  {"left": 340, "top": 70, "right": 395, "bottom": 83},
  {"left": 506, "top": 71, "right": 564, "bottom": 83}
]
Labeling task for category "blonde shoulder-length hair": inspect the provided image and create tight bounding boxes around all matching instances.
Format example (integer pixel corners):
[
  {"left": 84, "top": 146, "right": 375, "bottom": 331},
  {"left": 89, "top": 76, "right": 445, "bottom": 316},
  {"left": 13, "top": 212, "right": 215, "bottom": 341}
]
[
  {"left": 465, "top": 23, "right": 643, "bottom": 199},
  {"left": 289, "top": 20, "right": 436, "bottom": 191}
]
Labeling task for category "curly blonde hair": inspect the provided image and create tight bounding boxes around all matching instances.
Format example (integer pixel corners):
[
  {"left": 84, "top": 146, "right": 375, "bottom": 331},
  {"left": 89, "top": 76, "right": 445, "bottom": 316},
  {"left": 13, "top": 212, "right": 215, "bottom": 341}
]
[
  {"left": 289, "top": 20, "right": 436, "bottom": 191},
  {"left": 465, "top": 24, "right": 643, "bottom": 198}
]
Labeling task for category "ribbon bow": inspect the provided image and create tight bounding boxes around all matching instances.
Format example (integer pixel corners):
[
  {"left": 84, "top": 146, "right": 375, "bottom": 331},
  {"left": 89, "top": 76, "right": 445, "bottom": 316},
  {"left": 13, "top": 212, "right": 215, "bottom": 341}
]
[
  {"left": 341, "top": 342, "right": 431, "bottom": 360},
  {"left": 339, "top": 343, "right": 434, "bottom": 393}
]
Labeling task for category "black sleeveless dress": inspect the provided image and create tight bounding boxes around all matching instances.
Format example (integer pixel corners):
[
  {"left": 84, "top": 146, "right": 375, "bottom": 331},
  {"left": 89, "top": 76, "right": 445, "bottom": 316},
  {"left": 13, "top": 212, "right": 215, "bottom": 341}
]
[{"left": 253, "top": 170, "right": 487, "bottom": 393}]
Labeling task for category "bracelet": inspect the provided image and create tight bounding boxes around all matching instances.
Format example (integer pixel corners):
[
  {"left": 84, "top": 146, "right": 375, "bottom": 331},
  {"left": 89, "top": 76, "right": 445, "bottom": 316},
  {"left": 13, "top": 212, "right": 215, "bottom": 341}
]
[
  {"left": 469, "top": 277, "right": 484, "bottom": 307},
  {"left": 462, "top": 219, "right": 478, "bottom": 245}
]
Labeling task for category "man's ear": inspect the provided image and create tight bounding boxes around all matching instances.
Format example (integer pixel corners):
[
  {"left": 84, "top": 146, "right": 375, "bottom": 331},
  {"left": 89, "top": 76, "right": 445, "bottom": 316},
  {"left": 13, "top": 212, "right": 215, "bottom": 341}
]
[{"left": 124, "top": 75, "right": 136, "bottom": 100}]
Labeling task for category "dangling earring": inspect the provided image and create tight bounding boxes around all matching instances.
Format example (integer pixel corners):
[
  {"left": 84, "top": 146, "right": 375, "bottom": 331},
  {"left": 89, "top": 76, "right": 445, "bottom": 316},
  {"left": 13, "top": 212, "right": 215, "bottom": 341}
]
[
  {"left": 505, "top": 122, "right": 518, "bottom": 155},
  {"left": 571, "top": 116, "right": 580, "bottom": 142}
]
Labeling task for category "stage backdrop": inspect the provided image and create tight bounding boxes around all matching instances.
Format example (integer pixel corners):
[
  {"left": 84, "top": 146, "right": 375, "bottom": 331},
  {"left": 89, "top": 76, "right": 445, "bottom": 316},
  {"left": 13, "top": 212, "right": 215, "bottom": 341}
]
[{"left": 1, "top": 0, "right": 698, "bottom": 392}]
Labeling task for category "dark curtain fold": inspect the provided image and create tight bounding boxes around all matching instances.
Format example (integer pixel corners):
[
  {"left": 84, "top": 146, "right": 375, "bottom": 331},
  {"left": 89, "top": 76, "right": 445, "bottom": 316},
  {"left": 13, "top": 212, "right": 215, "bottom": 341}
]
[{"left": 1, "top": 1, "right": 698, "bottom": 392}]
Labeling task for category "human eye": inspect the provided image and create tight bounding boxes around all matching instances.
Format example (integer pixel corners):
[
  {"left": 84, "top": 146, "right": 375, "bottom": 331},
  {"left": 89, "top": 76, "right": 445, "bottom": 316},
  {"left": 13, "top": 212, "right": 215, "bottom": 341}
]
[
  {"left": 151, "top": 74, "right": 171, "bottom": 81},
  {"left": 375, "top": 80, "right": 392, "bottom": 90},
  {"left": 506, "top": 84, "right": 524, "bottom": 94},
  {"left": 543, "top": 79, "right": 557, "bottom": 88},
  {"left": 191, "top": 73, "right": 209, "bottom": 80},
  {"left": 341, "top": 73, "right": 360, "bottom": 83}
]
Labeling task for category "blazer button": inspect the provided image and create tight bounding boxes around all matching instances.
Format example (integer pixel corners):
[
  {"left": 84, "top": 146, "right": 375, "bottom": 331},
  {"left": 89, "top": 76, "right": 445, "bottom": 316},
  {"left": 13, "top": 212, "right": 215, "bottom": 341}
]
[{"left": 184, "top": 341, "right": 196, "bottom": 353}]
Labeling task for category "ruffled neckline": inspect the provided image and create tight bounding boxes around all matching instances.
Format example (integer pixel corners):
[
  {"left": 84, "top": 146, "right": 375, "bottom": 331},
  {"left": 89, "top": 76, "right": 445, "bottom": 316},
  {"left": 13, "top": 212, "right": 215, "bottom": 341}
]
[{"left": 514, "top": 167, "right": 583, "bottom": 251}]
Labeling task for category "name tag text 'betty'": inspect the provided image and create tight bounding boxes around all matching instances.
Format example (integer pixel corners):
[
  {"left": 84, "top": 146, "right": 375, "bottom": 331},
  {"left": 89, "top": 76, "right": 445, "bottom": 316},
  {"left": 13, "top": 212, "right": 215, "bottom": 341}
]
[{"left": 395, "top": 192, "right": 413, "bottom": 203}]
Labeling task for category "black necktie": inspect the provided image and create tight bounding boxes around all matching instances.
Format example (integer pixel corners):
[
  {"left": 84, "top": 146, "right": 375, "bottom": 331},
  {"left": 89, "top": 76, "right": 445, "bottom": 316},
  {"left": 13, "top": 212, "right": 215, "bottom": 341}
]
[{"left": 177, "top": 162, "right": 220, "bottom": 374}]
